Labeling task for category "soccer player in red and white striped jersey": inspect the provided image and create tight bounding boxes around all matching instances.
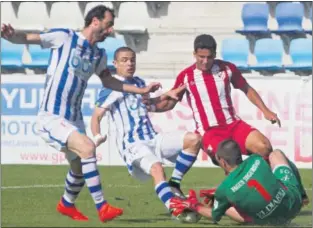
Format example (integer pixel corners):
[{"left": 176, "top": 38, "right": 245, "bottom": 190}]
[
  {"left": 145, "top": 34, "right": 309, "bottom": 205},
  {"left": 147, "top": 34, "right": 281, "bottom": 164}
]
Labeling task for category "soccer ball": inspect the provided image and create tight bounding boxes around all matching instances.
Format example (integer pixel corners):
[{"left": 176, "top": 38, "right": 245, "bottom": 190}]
[{"left": 173, "top": 209, "right": 202, "bottom": 223}]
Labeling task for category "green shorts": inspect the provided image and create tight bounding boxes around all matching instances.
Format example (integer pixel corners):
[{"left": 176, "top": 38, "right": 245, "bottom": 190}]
[
  {"left": 273, "top": 165, "right": 302, "bottom": 220},
  {"left": 273, "top": 165, "right": 299, "bottom": 188}
]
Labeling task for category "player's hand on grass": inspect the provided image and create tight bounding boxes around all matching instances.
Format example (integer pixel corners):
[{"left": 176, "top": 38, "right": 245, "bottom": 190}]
[
  {"left": 263, "top": 110, "right": 281, "bottom": 127},
  {"left": 142, "top": 82, "right": 162, "bottom": 94},
  {"left": 1, "top": 24, "right": 15, "bottom": 40}
]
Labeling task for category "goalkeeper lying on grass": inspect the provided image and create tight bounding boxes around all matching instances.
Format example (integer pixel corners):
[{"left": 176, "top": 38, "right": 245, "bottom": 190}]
[{"left": 170, "top": 139, "right": 305, "bottom": 225}]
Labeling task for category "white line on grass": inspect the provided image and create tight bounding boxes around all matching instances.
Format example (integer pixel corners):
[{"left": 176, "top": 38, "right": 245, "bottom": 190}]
[
  {"left": 1, "top": 184, "right": 64, "bottom": 189},
  {"left": 1, "top": 184, "right": 312, "bottom": 191}
]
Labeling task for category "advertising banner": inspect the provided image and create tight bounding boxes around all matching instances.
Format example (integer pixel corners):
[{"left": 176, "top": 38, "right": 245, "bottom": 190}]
[{"left": 1, "top": 75, "right": 312, "bottom": 168}]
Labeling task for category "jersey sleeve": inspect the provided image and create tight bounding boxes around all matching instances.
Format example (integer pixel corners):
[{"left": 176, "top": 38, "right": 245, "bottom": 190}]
[
  {"left": 95, "top": 49, "right": 108, "bottom": 76},
  {"left": 95, "top": 88, "right": 119, "bottom": 110},
  {"left": 172, "top": 70, "right": 186, "bottom": 90},
  {"left": 228, "top": 62, "right": 248, "bottom": 89},
  {"left": 211, "top": 188, "right": 232, "bottom": 222},
  {"left": 39, "top": 28, "right": 70, "bottom": 49},
  {"left": 170, "top": 70, "right": 187, "bottom": 101}
]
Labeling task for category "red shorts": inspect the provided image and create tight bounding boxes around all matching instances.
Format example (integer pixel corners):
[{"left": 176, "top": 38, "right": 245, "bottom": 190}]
[{"left": 202, "top": 120, "right": 256, "bottom": 156}]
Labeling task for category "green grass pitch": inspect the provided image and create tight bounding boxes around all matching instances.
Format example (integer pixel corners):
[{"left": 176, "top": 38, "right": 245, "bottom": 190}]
[{"left": 2, "top": 165, "right": 312, "bottom": 227}]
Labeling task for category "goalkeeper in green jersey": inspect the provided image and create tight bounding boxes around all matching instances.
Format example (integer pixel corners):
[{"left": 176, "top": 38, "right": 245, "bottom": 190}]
[{"left": 170, "top": 139, "right": 305, "bottom": 225}]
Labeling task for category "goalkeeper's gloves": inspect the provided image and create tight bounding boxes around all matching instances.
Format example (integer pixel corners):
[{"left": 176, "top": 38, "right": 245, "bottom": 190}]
[
  {"left": 199, "top": 188, "right": 216, "bottom": 207},
  {"left": 170, "top": 189, "right": 203, "bottom": 212}
]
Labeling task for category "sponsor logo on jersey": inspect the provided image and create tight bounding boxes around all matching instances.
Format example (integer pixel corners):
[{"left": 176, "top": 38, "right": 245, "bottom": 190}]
[{"left": 256, "top": 188, "right": 286, "bottom": 219}]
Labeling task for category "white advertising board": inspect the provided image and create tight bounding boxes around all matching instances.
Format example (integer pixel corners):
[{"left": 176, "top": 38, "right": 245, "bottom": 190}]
[{"left": 1, "top": 75, "right": 312, "bottom": 168}]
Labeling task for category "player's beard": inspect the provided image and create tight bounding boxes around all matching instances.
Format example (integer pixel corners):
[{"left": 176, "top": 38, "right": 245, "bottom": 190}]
[
  {"left": 97, "top": 33, "right": 107, "bottom": 42},
  {"left": 95, "top": 28, "right": 109, "bottom": 42}
]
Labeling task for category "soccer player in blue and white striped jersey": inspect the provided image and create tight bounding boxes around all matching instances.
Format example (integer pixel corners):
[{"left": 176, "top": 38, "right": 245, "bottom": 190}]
[
  {"left": 1, "top": 5, "right": 161, "bottom": 222},
  {"left": 91, "top": 47, "right": 202, "bottom": 217}
]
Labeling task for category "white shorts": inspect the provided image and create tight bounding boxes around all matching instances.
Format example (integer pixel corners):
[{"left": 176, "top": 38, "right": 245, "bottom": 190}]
[
  {"left": 36, "top": 111, "right": 85, "bottom": 161},
  {"left": 122, "top": 131, "right": 186, "bottom": 181}
]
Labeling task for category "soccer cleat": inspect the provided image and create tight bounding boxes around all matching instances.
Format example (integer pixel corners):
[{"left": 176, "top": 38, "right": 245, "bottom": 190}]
[
  {"left": 56, "top": 200, "right": 88, "bottom": 221},
  {"left": 98, "top": 203, "right": 123, "bottom": 222},
  {"left": 169, "top": 198, "right": 186, "bottom": 221},
  {"left": 168, "top": 180, "right": 186, "bottom": 199}
]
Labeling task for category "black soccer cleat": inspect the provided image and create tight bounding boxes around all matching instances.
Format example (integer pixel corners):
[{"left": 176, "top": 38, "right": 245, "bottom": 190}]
[{"left": 168, "top": 179, "right": 186, "bottom": 199}]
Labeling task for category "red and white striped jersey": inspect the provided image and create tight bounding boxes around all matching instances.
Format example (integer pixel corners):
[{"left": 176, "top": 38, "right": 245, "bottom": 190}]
[{"left": 173, "top": 60, "right": 248, "bottom": 134}]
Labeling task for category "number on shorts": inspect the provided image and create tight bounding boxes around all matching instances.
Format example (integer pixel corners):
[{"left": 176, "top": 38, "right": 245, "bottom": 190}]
[{"left": 247, "top": 179, "right": 272, "bottom": 202}]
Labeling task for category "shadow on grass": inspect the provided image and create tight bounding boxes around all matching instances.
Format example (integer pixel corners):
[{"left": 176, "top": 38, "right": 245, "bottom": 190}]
[{"left": 297, "top": 210, "right": 312, "bottom": 216}]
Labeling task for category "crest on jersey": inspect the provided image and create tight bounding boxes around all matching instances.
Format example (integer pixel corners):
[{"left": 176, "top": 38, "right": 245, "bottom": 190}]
[
  {"left": 217, "top": 71, "right": 226, "bottom": 80},
  {"left": 127, "top": 94, "right": 146, "bottom": 111}
]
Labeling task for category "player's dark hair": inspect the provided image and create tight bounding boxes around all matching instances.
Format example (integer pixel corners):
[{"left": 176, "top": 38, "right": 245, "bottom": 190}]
[
  {"left": 84, "top": 5, "right": 115, "bottom": 27},
  {"left": 194, "top": 34, "right": 217, "bottom": 53},
  {"left": 216, "top": 139, "right": 243, "bottom": 166},
  {"left": 114, "top": 47, "right": 136, "bottom": 60}
]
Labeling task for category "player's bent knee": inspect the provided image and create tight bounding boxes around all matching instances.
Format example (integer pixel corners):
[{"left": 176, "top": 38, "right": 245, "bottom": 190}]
[
  {"left": 254, "top": 140, "right": 272, "bottom": 157},
  {"left": 268, "top": 149, "right": 289, "bottom": 169},
  {"left": 150, "top": 162, "right": 164, "bottom": 178},
  {"left": 269, "top": 149, "right": 286, "bottom": 161},
  {"left": 80, "top": 141, "right": 96, "bottom": 159},
  {"left": 67, "top": 132, "right": 96, "bottom": 159},
  {"left": 184, "top": 132, "right": 202, "bottom": 151}
]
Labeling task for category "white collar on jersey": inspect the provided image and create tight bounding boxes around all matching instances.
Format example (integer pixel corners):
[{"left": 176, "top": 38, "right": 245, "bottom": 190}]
[
  {"left": 76, "top": 32, "right": 85, "bottom": 39},
  {"left": 113, "top": 74, "right": 135, "bottom": 82},
  {"left": 76, "top": 32, "right": 94, "bottom": 47}
]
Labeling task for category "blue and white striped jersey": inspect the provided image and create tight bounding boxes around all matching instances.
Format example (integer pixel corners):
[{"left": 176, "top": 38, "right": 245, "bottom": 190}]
[
  {"left": 95, "top": 75, "right": 157, "bottom": 151},
  {"left": 39, "top": 28, "right": 107, "bottom": 122}
]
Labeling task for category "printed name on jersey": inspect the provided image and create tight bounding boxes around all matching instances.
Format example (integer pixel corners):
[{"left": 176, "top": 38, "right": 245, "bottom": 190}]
[
  {"left": 256, "top": 188, "right": 286, "bottom": 219},
  {"left": 231, "top": 159, "right": 261, "bottom": 192}
]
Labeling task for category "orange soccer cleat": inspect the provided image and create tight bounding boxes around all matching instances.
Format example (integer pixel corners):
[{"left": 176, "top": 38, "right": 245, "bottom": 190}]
[
  {"left": 56, "top": 200, "right": 88, "bottom": 221},
  {"left": 98, "top": 203, "right": 123, "bottom": 222}
]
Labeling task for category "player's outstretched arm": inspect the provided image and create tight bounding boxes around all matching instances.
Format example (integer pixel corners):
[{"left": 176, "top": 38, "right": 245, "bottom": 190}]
[
  {"left": 90, "top": 107, "right": 108, "bottom": 147},
  {"left": 230, "top": 63, "right": 281, "bottom": 127},
  {"left": 170, "top": 190, "right": 217, "bottom": 221},
  {"left": 99, "top": 69, "right": 161, "bottom": 94},
  {"left": 240, "top": 84, "right": 281, "bottom": 127},
  {"left": 143, "top": 85, "right": 186, "bottom": 112},
  {"left": 193, "top": 199, "right": 246, "bottom": 224},
  {"left": 1, "top": 24, "right": 41, "bottom": 45},
  {"left": 145, "top": 97, "right": 175, "bottom": 112},
  {"left": 224, "top": 207, "right": 246, "bottom": 224},
  {"left": 171, "top": 193, "right": 247, "bottom": 224}
]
